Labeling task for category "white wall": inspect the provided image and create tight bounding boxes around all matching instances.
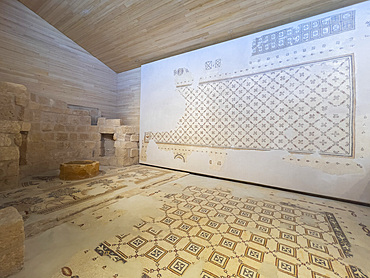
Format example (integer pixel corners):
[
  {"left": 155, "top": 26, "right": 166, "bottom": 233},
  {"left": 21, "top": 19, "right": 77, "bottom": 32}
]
[{"left": 140, "top": 2, "right": 370, "bottom": 203}]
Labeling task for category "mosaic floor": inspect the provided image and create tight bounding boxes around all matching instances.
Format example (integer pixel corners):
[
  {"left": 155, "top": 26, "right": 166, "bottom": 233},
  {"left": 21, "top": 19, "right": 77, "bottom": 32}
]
[
  {"left": 0, "top": 165, "right": 186, "bottom": 237},
  {"left": 3, "top": 166, "right": 369, "bottom": 278}
]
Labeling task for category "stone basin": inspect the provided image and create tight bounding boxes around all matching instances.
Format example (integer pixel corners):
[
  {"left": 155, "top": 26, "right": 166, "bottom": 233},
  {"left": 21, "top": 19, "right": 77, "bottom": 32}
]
[{"left": 59, "top": 160, "right": 99, "bottom": 180}]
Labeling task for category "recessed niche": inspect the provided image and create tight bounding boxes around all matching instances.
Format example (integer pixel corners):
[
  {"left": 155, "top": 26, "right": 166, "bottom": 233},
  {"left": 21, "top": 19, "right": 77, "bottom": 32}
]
[
  {"left": 19, "top": 131, "right": 28, "bottom": 165},
  {"left": 100, "top": 133, "right": 115, "bottom": 157}
]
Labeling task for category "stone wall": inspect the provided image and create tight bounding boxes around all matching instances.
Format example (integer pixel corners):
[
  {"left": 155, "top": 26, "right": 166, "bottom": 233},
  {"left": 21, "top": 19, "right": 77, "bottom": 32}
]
[
  {"left": 0, "top": 82, "right": 139, "bottom": 192},
  {"left": 97, "top": 118, "right": 139, "bottom": 166}
]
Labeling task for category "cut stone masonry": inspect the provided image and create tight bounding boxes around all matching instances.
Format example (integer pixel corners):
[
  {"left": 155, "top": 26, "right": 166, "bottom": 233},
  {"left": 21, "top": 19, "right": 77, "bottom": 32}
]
[{"left": 0, "top": 82, "right": 139, "bottom": 192}]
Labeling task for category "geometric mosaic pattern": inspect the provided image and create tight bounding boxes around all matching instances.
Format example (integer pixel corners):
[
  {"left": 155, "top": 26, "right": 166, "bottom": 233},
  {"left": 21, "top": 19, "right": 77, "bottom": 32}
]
[
  {"left": 252, "top": 11, "right": 355, "bottom": 56},
  {"left": 93, "top": 186, "right": 367, "bottom": 278},
  {"left": 145, "top": 55, "right": 355, "bottom": 157}
]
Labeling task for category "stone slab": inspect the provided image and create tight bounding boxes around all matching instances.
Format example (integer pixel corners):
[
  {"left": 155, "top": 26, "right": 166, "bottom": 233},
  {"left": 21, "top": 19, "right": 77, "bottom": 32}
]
[{"left": 0, "top": 206, "right": 24, "bottom": 278}]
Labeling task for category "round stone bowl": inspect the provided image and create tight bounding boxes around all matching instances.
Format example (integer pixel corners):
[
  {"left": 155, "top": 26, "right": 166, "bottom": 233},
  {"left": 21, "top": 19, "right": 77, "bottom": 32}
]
[{"left": 59, "top": 160, "right": 99, "bottom": 180}]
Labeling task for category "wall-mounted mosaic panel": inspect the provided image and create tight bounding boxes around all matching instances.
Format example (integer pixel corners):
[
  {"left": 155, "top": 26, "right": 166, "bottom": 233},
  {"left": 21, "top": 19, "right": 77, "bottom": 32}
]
[{"left": 140, "top": 2, "right": 370, "bottom": 203}]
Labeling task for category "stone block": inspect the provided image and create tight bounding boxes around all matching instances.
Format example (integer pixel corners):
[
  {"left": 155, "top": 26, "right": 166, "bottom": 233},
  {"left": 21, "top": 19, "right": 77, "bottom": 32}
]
[
  {"left": 29, "top": 132, "right": 42, "bottom": 142},
  {"left": 115, "top": 125, "right": 139, "bottom": 135},
  {"left": 0, "top": 121, "right": 21, "bottom": 134},
  {"left": 99, "top": 126, "right": 115, "bottom": 134},
  {"left": 130, "top": 134, "right": 139, "bottom": 142},
  {"left": 20, "top": 122, "right": 31, "bottom": 132},
  {"left": 69, "top": 133, "right": 78, "bottom": 141},
  {"left": 56, "top": 114, "right": 68, "bottom": 124},
  {"left": 90, "top": 133, "right": 101, "bottom": 141},
  {"left": 40, "top": 112, "right": 57, "bottom": 123},
  {"left": 15, "top": 93, "right": 29, "bottom": 107},
  {"left": 87, "top": 126, "right": 98, "bottom": 133},
  {"left": 0, "top": 134, "right": 12, "bottom": 147},
  {"left": 13, "top": 133, "right": 22, "bottom": 147},
  {"left": 80, "top": 116, "right": 91, "bottom": 125},
  {"left": 68, "top": 115, "right": 80, "bottom": 126},
  {"left": 76, "top": 126, "right": 87, "bottom": 133},
  {"left": 30, "top": 123, "right": 40, "bottom": 132},
  {"left": 43, "top": 133, "right": 55, "bottom": 141},
  {"left": 41, "top": 122, "right": 54, "bottom": 132},
  {"left": 79, "top": 133, "right": 89, "bottom": 141},
  {"left": 115, "top": 148, "right": 129, "bottom": 158},
  {"left": 130, "top": 148, "right": 139, "bottom": 158},
  {"left": 0, "top": 147, "right": 19, "bottom": 161},
  {"left": 0, "top": 206, "right": 25, "bottom": 278},
  {"left": 54, "top": 124, "right": 65, "bottom": 132},
  {"left": 65, "top": 125, "right": 76, "bottom": 132},
  {"left": 97, "top": 117, "right": 106, "bottom": 126},
  {"left": 105, "top": 119, "right": 122, "bottom": 127},
  {"left": 56, "top": 133, "right": 68, "bottom": 141},
  {"left": 124, "top": 134, "right": 131, "bottom": 141}
]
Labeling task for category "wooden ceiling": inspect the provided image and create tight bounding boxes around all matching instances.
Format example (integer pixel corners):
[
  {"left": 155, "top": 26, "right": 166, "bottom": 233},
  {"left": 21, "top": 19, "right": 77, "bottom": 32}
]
[{"left": 18, "top": 0, "right": 365, "bottom": 73}]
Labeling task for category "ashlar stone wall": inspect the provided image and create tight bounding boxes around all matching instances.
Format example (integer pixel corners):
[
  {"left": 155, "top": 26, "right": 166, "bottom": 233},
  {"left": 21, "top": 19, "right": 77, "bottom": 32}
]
[{"left": 0, "top": 82, "right": 139, "bottom": 192}]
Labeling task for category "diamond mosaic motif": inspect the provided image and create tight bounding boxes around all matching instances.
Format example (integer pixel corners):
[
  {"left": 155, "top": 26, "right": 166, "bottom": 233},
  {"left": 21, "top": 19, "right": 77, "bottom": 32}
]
[
  {"left": 245, "top": 247, "right": 264, "bottom": 262},
  {"left": 168, "top": 257, "right": 191, "bottom": 275},
  {"left": 200, "top": 270, "right": 218, "bottom": 278},
  {"left": 164, "top": 233, "right": 181, "bottom": 245},
  {"left": 276, "top": 258, "right": 298, "bottom": 277},
  {"left": 90, "top": 184, "right": 366, "bottom": 278},
  {"left": 258, "top": 215, "right": 273, "bottom": 224},
  {"left": 309, "top": 253, "right": 333, "bottom": 271},
  {"left": 206, "top": 220, "right": 221, "bottom": 229},
  {"left": 307, "top": 239, "right": 328, "bottom": 253},
  {"left": 277, "top": 243, "right": 296, "bottom": 257},
  {"left": 234, "top": 218, "right": 248, "bottom": 227},
  {"left": 227, "top": 226, "right": 243, "bottom": 237},
  {"left": 160, "top": 217, "right": 176, "bottom": 226},
  {"left": 145, "top": 246, "right": 167, "bottom": 262},
  {"left": 280, "top": 231, "right": 297, "bottom": 243},
  {"left": 189, "top": 215, "right": 201, "bottom": 222},
  {"left": 173, "top": 209, "right": 186, "bottom": 216},
  {"left": 256, "top": 224, "right": 271, "bottom": 234},
  {"left": 178, "top": 223, "right": 192, "bottom": 232},
  {"left": 208, "top": 251, "right": 230, "bottom": 268},
  {"left": 250, "top": 234, "right": 267, "bottom": 246},
  {"left": 305, "top": 228, "right": 323, "bottom": 239},
  {"left": 219, "top": 237, "right": 237, "bottom": 251},
  {"left": 127, "top": 236, "right": 148, "bottom": 250},
  {"left": 196, "top": 229, "right": 213, "bottom": 241},
  {"left": 237, "top": 263, "right": 260, "bottom": 278},
  {"left": 184, "top": 242, "right": 204, "bottom": 256},
  {"left": 146, "top": 55, "right": 354, "bottom": 157}
]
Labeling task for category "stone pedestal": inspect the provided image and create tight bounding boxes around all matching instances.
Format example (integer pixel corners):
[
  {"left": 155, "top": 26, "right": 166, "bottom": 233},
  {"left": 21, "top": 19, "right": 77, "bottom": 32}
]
[
  {"left": 0, "top": 206, "right": 25, "bottom": 277},
  {"left": 59, "top": 160, "right": 99, "bottom": 180}
]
